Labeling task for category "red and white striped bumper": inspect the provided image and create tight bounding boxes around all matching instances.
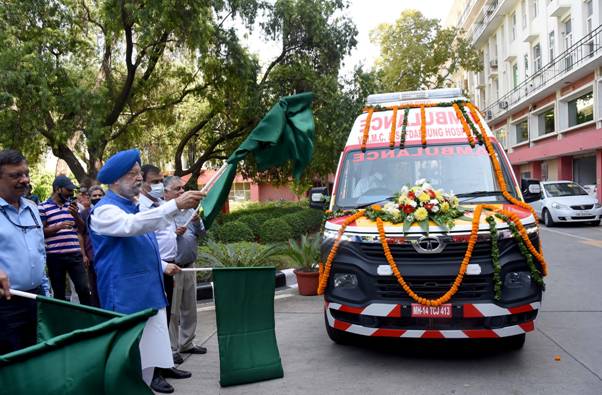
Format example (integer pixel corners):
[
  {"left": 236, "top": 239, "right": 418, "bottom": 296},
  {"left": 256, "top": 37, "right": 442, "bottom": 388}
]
[{"left": 325, "top": 301, "right": 539, "bottom": 339}]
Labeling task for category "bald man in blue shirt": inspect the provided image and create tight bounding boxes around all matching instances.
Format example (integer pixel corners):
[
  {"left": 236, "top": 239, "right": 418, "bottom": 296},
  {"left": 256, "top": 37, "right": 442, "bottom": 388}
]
[{"left": 0, "top": 149, "right": 51, "bottom": 354}]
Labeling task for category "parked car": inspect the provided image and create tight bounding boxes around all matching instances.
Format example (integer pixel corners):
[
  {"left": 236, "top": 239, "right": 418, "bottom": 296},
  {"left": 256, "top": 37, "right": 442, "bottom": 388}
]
[{"left": 529, "top": 181, "right": 602, "bottom": 226}]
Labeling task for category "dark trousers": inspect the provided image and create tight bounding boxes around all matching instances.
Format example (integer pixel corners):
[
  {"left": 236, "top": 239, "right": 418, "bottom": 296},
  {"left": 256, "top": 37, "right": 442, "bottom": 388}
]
[
  {"left": 164, "top": 274, "right": 174, "bottom": 325},
  {"left": 0, "top": 288, "right": 39, "bottom": 355},
  {"left": 46, "top": 252, "right": 92, "bottom": 306}
]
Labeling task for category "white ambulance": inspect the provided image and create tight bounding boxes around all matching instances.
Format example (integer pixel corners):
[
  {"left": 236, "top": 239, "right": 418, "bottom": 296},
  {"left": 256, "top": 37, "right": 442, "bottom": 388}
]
[{"left": 311, "top": 88, "right": 546, "bottom": 349}]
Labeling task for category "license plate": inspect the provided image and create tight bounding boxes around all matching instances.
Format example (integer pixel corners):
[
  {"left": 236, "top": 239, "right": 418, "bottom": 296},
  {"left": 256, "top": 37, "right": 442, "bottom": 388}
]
[
  {"left": 411, "top": 304, "right": 452, "bottom": 318},
  {"left": 574, "top": 211, "right": 591, "bottom": 216}
]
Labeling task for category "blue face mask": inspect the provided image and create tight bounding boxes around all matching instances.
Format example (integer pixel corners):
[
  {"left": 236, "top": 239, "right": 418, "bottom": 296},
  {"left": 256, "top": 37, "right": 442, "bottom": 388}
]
[{"left": 148, "top": 182, "right": 164, "bottom": 199}]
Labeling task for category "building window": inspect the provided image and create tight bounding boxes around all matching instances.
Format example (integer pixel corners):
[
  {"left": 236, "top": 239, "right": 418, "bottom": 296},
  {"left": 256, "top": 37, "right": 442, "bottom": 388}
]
[
  {"left": 228, "top": 182, "right": 251, "bottom": 201},
  {"left": 511, "top": 12, "right": 517, "bottom": 41},
  {"left": 568, "top": 92, "right": 594, "bottom": 127},
  {"left": 538, "top": 108, "right": 555, "bottom": 135},
  {"left": 584, "top": 0, "right": 594, "bottom": 55},
  {"left": 531, "top": 0, "right": 538, "bottom": 18},
  {"left": 533, "top": 43, "right": 542, "bottom": 72},
  {"left": 563, "top": 17, "right": 573, "bottom": 70},
  {"left": 512, "top": 63, "right": 519, "bottom": 87},
  {"left": 494, "top": 128, "right": 508, "bottom": 149},
  {"left": 523, "top": 54, "right": 529, "bottom": 76},
  {"left": 549, "top": 31, "right": 555, "bottom": 62},
  {"left": 521, "top": 0, "right": 527, "bottom": 28},
  {"left": 514, "top": 119, "right": 529, "bottom": 144}
]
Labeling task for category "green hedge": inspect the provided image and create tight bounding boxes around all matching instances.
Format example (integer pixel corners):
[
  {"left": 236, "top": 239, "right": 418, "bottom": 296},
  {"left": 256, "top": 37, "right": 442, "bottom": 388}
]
[
  {"left": 281, "top": 213, "right": 306, "bottom": 238},
  {"left": 213, "top": 221, "right": 255, "bottom": 243},
  {"left": 259, "top": 218, "right": 295, "bottom": 243}
]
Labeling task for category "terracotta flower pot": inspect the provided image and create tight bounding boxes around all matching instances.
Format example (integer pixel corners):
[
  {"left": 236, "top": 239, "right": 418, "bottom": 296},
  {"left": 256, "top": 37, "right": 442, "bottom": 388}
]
[{"left": 294, "top": 269, "right": 320, "bottom": 296}]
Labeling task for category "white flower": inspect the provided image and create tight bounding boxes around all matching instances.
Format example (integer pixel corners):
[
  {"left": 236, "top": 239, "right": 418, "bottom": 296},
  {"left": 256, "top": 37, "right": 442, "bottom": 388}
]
[
  {"left": 415, "top": 178, "right": 426, "bottom": 186},
  {"left": 430, "top": 199, "right": 439, "bottom": 205},
  {"left": 422, "top": 182, "right": 432, "bottom": 190},
  {"left": 409, "top": 200, "right": 417, "bottom": 208},
  {"left": 406, "top": 214, "right": 414, "bottom": 222},
  {"left": 431, "top": 205, "right": 440, "bottom": 213},
  {"left": 400, "top": 185, "right": 409, "bottom": 195}
]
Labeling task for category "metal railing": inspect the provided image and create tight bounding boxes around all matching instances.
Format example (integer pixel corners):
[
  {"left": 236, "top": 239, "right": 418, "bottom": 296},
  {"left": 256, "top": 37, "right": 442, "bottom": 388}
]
[
  {"left": 469, "top": 0, "right": 500, "bottom": 45},
  {"left": 484, "top": 24, "right": 602, "bottom": 120}
]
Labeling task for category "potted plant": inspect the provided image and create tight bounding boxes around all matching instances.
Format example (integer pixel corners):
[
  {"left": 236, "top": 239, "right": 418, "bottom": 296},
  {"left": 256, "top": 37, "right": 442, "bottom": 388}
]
[{"left": 284, "top": 234, "right": 321, "bottom": 296}]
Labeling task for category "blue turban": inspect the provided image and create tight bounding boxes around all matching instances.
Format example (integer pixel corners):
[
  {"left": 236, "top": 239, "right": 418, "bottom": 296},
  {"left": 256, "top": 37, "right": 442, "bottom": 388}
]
[{"left": 97, "top": 149, "right": 141, "bottom": 184}]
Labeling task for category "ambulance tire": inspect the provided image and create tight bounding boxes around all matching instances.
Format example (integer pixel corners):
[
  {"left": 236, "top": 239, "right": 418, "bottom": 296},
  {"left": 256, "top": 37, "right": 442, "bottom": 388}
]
[
  {"left": 324, "top": 313, "right": 355, "bottom": 345},
  {"left": 502, "top": 333, "right": 526, "bottom": 351}
]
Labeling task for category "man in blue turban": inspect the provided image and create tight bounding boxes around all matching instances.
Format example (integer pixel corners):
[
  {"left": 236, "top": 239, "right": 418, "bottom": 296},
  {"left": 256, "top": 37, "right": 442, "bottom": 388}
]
[{"left": 89, "top": 149, "right": 205, "bottom": 393}]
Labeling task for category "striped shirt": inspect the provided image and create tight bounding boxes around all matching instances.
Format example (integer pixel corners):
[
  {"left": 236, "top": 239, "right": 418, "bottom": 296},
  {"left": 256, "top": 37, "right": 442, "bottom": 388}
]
[{"left": 38, "top": 198, "right": 81, "bottom": 254}]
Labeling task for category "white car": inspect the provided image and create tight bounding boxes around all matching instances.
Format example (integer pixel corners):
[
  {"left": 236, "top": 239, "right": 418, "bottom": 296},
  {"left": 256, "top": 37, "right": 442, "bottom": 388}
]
[{"left": 530, "top": 181, "right": 602, "bottom": 226}]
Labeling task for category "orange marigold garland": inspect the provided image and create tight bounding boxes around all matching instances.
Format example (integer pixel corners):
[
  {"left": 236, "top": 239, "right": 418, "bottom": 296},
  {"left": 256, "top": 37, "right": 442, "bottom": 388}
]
[
  {"left": 317, "top": 210, "right": 366, "bottom": 295},
  {"left": 453, "top": 103, "right": 475, "bottom": 148},
  {"left": 389, "top": 106, "right": 398, "bottom": 149},
  {"left": 420, "top": 105, "right": 427, "bottom": 146},
  {"left": 361, "top": 108, "right": 374, "bottom": 152},
  {"left": 376, "top": 205, "right": 483, "bottom": 307}
]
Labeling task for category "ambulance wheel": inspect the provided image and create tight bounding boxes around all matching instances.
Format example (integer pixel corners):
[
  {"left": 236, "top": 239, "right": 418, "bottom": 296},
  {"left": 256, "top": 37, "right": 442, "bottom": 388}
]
[
  {"left": 502, "top": 334, "right": 526, "bottom": 351},
  {"left": 324, "top": 313, "right": 354, "bottom": 345}
]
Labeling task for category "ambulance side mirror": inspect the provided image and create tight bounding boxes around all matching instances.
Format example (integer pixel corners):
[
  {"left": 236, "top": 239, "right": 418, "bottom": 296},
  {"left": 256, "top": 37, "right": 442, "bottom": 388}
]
[{"left": 309, "top": 187, "right": 329, "bottom": 210}]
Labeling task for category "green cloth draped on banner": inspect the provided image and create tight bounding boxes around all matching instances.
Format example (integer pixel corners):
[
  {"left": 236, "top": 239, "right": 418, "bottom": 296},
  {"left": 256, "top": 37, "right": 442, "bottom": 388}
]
[
  {"left": 0, "top": 296, "right": 155, "bottom": 395},
  {"left": 201, "top": 92, "right": 314, "bottom": 228},
  {"left": 213, "top": 267, "right": 284, "bottom": 387}
]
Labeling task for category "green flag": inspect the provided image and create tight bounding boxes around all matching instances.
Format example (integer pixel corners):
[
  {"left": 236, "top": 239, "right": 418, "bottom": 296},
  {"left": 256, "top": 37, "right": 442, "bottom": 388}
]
[
  {"left": 0, "top": 296, "right": 154, "bottom": 395},
  {"left": 201, "top": 92, "right": 315, "bottom": 228},
  {"left": 213, "top": 267, "right": 284, "bottom": 387}
]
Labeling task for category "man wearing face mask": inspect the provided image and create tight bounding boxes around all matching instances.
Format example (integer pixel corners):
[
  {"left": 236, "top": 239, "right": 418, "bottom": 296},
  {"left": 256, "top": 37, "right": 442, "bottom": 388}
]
[
  {"left": 138, "top": 164, "right": 192, "bottom": 390},
  {"left": 38, "top": 175, "right": 92, "bottom": 305},
  {"left": 89, "top": 185, "right": 105, "bottom": 207}
]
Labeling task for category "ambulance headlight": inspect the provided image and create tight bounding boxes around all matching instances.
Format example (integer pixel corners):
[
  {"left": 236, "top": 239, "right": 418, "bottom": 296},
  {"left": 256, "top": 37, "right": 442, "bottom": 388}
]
[{"left": 334, "top": 273, "right": 358, "bottom": 289}]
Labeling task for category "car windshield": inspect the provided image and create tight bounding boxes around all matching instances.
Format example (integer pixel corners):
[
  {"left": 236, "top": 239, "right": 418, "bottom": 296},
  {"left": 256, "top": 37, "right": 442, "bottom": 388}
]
[
  {"left": 543, "top": 182, "right": 588, "bottom": 197},
  {"left": 334, "top": 143, "right": 516, "bottom": 209}
]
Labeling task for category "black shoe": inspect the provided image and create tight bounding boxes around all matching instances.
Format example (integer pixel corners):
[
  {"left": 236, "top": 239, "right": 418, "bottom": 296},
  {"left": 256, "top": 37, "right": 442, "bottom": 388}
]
[
  {"left": 159, "top": 367, "right": 192, "bottom": 379},
  {"left": 181, "top": 345, "right": 207, "bottom": 354},
  {"left": 173, "top": 352, "right": 184, "bottom": 365},
  {"left": 150, "top": 375, "right": 174, "bottom": 393}
]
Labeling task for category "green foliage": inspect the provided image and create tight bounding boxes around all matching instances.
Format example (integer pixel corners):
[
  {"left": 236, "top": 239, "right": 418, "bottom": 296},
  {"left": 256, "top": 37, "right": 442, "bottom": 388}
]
[
  {"left": 237, "top": 213, "right": 269, "bottom": 238},
  {"left": 282, "top": 234, "right": 321, "bottom": 272},
  {"left": 213, "top": 221, "right": 255, "bottom": 243},
  {"left": 371, "top": 10, "right": 482, "bottom": 91},
  {"left": 197, "top": 240, "right": 286, "bottom": 268},
  {"left": 0, "top": 0, "right": 358, "bottom": 187},
  {"left": 259, "top": 218, "right": 294, "bottom": 243},
  {"left": 281, "top": 213, "right": 307, "bottom": 238},
  {"left": 29, "top": 170, "right": 54, "bottom": 202}
]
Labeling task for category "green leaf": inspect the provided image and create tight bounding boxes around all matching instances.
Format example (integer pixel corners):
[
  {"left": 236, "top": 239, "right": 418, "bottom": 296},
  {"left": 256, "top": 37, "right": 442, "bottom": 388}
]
[
  {"left": 419, "top": 219, "right": 429, "bottom": 235},
  {"left": 403, "top": 218, "right": 412, "bottom": 233}
]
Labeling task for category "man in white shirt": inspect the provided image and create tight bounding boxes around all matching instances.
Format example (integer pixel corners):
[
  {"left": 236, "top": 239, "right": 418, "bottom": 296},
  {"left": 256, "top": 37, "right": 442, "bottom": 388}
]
[
  {"left": 138, "top": 164, "right": 193, "bottom": 391},
  {"left": 89, "top": 150, "right": 204, "bottom": 394}
]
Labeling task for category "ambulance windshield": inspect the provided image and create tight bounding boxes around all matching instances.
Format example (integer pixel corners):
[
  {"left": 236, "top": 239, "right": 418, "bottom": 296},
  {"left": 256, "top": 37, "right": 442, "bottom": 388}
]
[{"left": 334, "top": 143, "right": 516, "bottom": 209}]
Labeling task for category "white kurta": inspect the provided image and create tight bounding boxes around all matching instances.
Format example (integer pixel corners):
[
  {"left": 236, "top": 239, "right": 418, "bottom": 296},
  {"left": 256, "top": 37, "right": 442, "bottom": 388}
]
[{"left": 90, "top": 195, "right": 180, "bottom": 373}]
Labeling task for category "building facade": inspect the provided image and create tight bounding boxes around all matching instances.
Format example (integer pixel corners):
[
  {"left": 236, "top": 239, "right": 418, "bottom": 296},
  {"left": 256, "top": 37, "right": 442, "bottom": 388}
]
[{"left": 447, "top": 0, "right": 602, "bottom": 201}]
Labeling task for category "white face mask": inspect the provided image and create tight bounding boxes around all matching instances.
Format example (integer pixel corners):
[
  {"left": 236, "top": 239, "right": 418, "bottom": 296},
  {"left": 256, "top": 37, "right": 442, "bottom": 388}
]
[{"left": 148, "top": 182, "right": 164, "bottom": 199}]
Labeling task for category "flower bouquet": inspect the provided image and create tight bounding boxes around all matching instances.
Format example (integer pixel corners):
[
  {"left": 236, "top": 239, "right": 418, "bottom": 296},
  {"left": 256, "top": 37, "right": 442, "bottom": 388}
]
[{"left": 364, "top": 179, "right": 466, "bottom": 234}]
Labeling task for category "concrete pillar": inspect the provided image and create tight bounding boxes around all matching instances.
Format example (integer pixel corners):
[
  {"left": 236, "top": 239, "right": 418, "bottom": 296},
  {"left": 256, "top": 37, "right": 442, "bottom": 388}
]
[
  {"left": 596, "top": 149, "right": 602, "bottom": 203},
  {"left": 558, "top": 156, "right": 573, "bottom": 181},
  {"left": 532, "top": 161, "right": 542, "bottom": 180}
]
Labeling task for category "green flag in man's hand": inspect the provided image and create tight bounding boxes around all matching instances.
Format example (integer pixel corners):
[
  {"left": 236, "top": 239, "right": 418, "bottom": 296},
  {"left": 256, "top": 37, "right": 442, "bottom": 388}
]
[{"left": 201, "top": 92, "right": 314, "bottom": 228}]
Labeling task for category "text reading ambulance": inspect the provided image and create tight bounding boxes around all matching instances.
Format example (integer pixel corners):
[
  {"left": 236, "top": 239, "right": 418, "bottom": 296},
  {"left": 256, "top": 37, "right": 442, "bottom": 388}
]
[{"left": 316, "top": 88, "right": 546, "bottom": 349}]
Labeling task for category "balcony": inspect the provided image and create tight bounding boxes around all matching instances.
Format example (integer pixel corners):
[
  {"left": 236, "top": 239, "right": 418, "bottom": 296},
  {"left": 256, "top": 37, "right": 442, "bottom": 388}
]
[
  {"left": 484, "top": 24, "right": 602, "bottom": 122},
  {"left": 548, "top": 0, "right": 571, "bottom": 18}
]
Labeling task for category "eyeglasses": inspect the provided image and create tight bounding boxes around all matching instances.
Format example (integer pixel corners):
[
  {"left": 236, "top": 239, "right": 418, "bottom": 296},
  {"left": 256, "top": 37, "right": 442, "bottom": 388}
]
[
  {"left": 0, "top": 206, "right": 41, "bottom": 232},
  {"left": 3, "top": 171, "right": 30, "bottom": 180}
]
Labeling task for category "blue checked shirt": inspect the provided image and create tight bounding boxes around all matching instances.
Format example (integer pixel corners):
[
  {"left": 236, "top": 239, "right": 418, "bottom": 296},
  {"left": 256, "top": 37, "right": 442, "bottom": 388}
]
[{"left": 0, "top": 197, "right": 51, "bottom": 295}]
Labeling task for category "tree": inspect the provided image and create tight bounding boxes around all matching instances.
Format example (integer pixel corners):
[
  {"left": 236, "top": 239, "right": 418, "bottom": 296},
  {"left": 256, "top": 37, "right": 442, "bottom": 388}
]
[
  {"left": 0, "top": 0, "right": 359, "bottom": 189},
  {"left": 370, "top": 10, "right": 481, "bottom": 91}
]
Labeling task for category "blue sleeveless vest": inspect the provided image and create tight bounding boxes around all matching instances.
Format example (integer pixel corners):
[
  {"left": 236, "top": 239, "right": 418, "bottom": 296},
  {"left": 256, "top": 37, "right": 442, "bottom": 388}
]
[{"left": 89, "top": 190, "right": 167, "bottom": 314}]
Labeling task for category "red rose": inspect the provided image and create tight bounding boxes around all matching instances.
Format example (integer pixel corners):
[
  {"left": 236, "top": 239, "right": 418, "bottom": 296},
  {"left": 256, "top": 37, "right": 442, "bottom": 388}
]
[
  {"left": 403, "top": 205, "right": 414, "bottom": 214},
  {"left": 408, "top": 191, "right": 415, "bottom": 199},
  {"left": 427, "top": 189, "right": 436, "bottom": 198},
  {"left": 424, "top": 203, "right": 433, "bottom": 211}
]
